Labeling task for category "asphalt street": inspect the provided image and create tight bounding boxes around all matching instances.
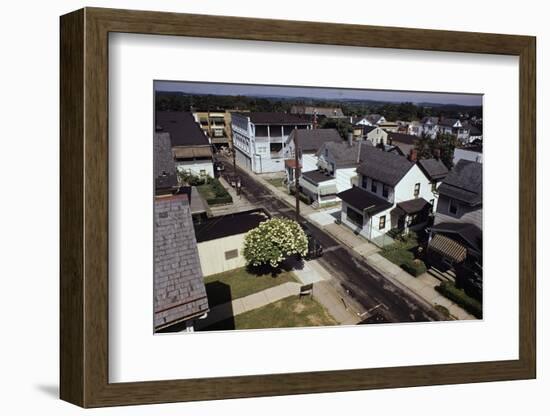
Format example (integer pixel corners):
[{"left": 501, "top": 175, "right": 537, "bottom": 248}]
[{"left": 219, "top": 157, "right": 443, "bottom": 324}]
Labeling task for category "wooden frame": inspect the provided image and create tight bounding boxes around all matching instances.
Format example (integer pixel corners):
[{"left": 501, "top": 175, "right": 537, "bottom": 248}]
[{"left": 60, "top": 7, "right": 536, "bottom": 408}]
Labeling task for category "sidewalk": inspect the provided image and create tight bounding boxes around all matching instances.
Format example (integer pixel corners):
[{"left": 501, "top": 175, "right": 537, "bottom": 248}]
[
  {"left": 194, "top": 282, "right": 301, "bottom": 330},
  {"left": 365, "top": 253, "right": 476, "bottom": 320},
  {"left": 208, "top": 176, "right": 257, "bottom": 216}
]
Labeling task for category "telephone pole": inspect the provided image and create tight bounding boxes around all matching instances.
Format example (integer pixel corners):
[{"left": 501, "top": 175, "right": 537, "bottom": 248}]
[{"left": 294, "top": 131, "right": 300, "bottom": 221}]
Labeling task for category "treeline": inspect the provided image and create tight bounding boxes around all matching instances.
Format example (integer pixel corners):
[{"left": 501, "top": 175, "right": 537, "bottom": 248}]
[{"left": 155, "top": 91, "right": 482, "bottom": 121}]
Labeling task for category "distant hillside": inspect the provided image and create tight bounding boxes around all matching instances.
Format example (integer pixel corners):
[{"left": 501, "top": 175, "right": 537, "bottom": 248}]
[{"left": 155, "top": 91, "right": 482, "bottom": 121}]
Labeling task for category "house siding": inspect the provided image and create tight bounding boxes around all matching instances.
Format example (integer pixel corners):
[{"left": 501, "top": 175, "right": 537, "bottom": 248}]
[{"left": 435, "top": 195, "right": 482, "bottom": 229}]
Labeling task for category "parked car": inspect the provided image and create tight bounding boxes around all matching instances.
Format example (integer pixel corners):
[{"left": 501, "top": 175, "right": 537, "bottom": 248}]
[{"left": 300, "top": 222, "right": 323, "bottom": 259}]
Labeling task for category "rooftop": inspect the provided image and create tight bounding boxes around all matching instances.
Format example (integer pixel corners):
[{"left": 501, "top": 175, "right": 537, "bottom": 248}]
[
  {"left": 438, "top": 159, "right": 482, "bottom": 205},
  {"left": 154, "top": 132, "right": 177, "bottom": 194},
  {"left": 154, "top": 194, "right": 209, "bottom": 330},
  {"left": 193, "top": 209, "right": 270, "bottom": 243},
  {"left": 417, "top": 158, "right": 449, "bottom": 181},
  {"left": 286, "top": 128, "right": 342, "bottom": 152},
  {"left": 155, "top": 111, "right": 211, "bottom": 147},
  {"left": 431, "top": 222, "right": 482, "bottom": 253},
  {"left": 338, "top": 186, "right": 393, "bottom": 214},
  {"left": 357, "top": 145, "right": 415, "bottom": 186},
  {"left": 395, "top": 198, "right": 431, "bottom": 215},
  {"left": 239, "top": 112, "right": 312, "bottom": 125},
  {"left": 317, "top": 141, "right": 373, "bottom": 167},
  {"left": 301, "top": 170, "right": 335, "bottom": 185}
]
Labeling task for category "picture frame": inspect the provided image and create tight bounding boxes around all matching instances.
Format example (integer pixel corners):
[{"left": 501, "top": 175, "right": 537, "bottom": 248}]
[{"left": 60, "top": 7, "right": 536, "bottom": 408}]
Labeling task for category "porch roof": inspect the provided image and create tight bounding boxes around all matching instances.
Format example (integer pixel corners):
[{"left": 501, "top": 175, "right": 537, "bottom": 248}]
[
  {"left": 428, "top": 234, "right": 467, "bottom": 263},
  {"left": 337, "top": 186, "right": 392, "bottom": 214},
  {"left": 302, "top": 170, "right": 334, "bottom": 185},
  {"left": 394, "top": 198, "right": 430, "bottom": 215}
]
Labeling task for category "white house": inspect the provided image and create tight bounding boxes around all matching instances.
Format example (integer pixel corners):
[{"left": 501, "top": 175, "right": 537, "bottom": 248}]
[
  {"left": 283, "top": 128, "right": 341, "bottom": 184},
  {"left": 231, "top": 112, "right": 312, "bottom": 174},
  {"left": 337, "top": 146, "right": 446, "bottom": 245},
  {"left": 353, "top": 113, "right": 387, "bottom": 127},
  {"left": 362, "top": 126, "right": 389, "bottom": 146},
  {"left": 298, "top": 139, "right": 373, "bottom": 207},
  {"left": 155, "top": 111, "right": 214, "bottom": 177},
  {"left": 438, "top": 118, "right": 469, "bottom": 141},
  {"left": 418, "top": 116, "right": 440, "bottom": 138}
]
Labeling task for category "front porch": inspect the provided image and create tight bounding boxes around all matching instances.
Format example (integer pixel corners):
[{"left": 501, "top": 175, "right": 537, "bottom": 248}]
[{"left": 299, "top": 170, "right": 340, "bottom": 207}]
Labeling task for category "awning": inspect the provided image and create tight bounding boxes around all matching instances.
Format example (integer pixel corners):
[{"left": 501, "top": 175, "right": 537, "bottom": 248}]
[
  {"left": 173, "top": 146, "right": 213, "bottom": 159},
  {"left": 396, "top": 198, "right": 430, "bottom": 214},
  {"left": 428, "top": 234, "right": 467, "bottom": 263}
]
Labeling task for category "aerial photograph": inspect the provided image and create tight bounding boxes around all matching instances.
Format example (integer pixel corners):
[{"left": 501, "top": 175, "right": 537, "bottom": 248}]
[{"left": 152, "top": 81, "right": 483, "bottom": 333}]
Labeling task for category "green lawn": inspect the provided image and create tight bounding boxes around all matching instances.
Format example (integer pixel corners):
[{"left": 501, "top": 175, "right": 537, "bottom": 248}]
[
  {"left": 265, "top": 177, "right": 286, "bottom": 189},
  {"left": 196, "top": 178, "right": 232, "bottom": 205},
  {"left": 380, "top": 233, "right": 427, "bottom": 276},
  {"left": 203, "top": 267, "right": 298, "bottom": 307},
  {"left": 200, "top": 295, "right": 338, "bottom": 331}
]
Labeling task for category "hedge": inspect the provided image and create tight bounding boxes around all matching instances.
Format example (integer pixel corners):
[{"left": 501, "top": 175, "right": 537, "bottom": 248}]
[
  {"left": 206, "top": 195, "right": 233, "bottom": 205},
  {"left": 435, "top": 281, "right": 483, "bottom": 319},
  {"left": 401, "top": 258, "right": 427, "bottom": 277}
]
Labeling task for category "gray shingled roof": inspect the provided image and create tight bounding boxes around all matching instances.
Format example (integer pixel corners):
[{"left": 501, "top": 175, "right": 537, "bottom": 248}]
[
  {"left": 286, "top": 128, "right": 342, "bottom": 152},
  {"left": 388, "top": 132, "right": 418, "bottom": 145},
  {"left": 154, "top": 194, "right": 209, "bottom": 330},
  {"left": 338, "top": 186, "right": 392, "bottom": 214},
  {"left": 357, "top": 146, "right": 415, "bottom": 186},
  {"left": 241, "top": 112, "right": 312, "bottom": 125},
  {"left": 316, "top": 141, "right": 373, "bottom": 168},
  {"left": 154, "top": 132, "right": 178, "bottom": 194},
  {"left": 437, "top": 159, "right": 482, "bottom": 205},
  {"left": 366, "top": 114, "right": 383, "bottom": 124},
  {"left": 439, "top": 118, "right": 460, "bottom": 128},
  {"left": 418, "top": 158, "right": 449, "bottom": 181},
  {"left": 431, "top": 222, "right": 482, "bottom": 253},
  {"left": 302, "top": 169, "right": 335, "bottom": 185},
  {"left": 155, "top": 111, "right": 210, "bottom": 147}
]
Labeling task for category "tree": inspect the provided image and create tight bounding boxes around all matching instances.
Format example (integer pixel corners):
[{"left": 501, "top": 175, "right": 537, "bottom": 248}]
[
  {"left": 414, "top": 132, "right": 457, "bottom": 169},
  {"left": 243, "top": 218, "right": 308, "bottom": 268},
  {"left": 319, "top": 118, "right": 352, "bottom": 139}
]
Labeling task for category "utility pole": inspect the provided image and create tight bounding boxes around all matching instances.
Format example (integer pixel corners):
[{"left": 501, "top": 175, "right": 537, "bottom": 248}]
[{"left": 294, "top": 131, "right": 300, "bottom": 221}]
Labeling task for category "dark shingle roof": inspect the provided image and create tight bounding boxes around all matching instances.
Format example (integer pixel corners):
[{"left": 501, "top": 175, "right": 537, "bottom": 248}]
[
  {"left": 438, "top": 159, "right": 482, "bottom": 205},
  {"left": 363, "top": 125, "right": 378, "bottom": 134},
  {"left": 155, "top": 111, "right": 210, "bottom": 147},
  {"left": 388, "top": 132, "right": 418, "bottom": 145},
  {"left": 317, "top": 141, "right": 373, "bottom": 167},
  {"left": 366, "top": 114, "right": 383, "bottom": 124},
  {"left": 357, "top": 146, "right": 415, "bottom": 186},
  {"left": 243, "top": 112, "right": 312, "bottom": 125},
  {"left": 338, "top": 186, "right": 392, "bottom": 214},
  {"left": 154, "top": 194, "right": 209, "bottom": 330},
  {"left": 154, "top": 132, "right": 178, "bottom": 194},
  {"left": 302, "top": 170, "right": 335, "bottom": 185},
  {"left": 418, "top": 158, "right": 449, "bottom": 181},
  {"left": 194, "top": 209, "right": 270, "bottom": 243},
  {"left": 439, "top": 118, "right": 460, "bottom": 128},
  {"left": 287, "top": 128, "right": 341, "bottom": 152},
  {"left": 396, "top": 198, "right": 430, "bottom": 214}
]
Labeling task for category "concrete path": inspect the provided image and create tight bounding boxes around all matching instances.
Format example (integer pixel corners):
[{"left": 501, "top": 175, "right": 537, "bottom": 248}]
[
  {"left": 312, "top": 281, "right": 361, "bottom": 325},
  {"left": 194, "top": 282, "right": 301, "bottom": 329},
  {"left": 323, "top": 223, "right": 380, "bottom": 257},
  {"left": 292, "top": 260, "right": 328, "bottom": 285},
  {"left": 208, "top": 176, "right": 257, "bottom": 216},
  {"left": 306, "top": 207, "right": 341, "bottom": 226}
]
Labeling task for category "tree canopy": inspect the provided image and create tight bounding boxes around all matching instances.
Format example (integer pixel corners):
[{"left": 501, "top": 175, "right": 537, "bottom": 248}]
[{"left": 243, "top": 218, "right": 308, "bottom": 268}]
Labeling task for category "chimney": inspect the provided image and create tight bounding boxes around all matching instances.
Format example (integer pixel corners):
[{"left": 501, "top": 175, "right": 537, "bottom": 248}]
[
  {"left": 409, "top": 148, "right": 417, "bottom": 162},
  {"left": 347, "top": 132, "right": 353, "bottom": 147}
]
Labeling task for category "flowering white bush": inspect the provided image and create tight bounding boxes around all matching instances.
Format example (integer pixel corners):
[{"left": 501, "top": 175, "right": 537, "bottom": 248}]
[{"left": 243, "top": 218, "right": 308, "bottom": 268}]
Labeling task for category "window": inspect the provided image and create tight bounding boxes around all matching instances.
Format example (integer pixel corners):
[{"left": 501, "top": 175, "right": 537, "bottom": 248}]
[
  {"left": 414, "top": 183, "right": 421, "bottom": 197},
  {"left": 431, "top": 181, "right": 437, "bottom": 192},
  {"left": 346, "top": 207, "right": 363, "bottom": 227},
  {"left": 362, "top": 176, "right": 368, "bottom": 189},
  {"left": 371, "top": 180, "right": 377, "bottom": 193},
  {"left": 324, "top": 148, "right": 329, "bottom": 157},
  {"left": 379, "top": 215, "right": 386, "bottom": 230},
  {"left": 449, "top": 199, "right": 459, "bottom": 215},
  {"left": 382, "top": 184, "right": 389, "bottom": 198},
  {"left": 224, "top": 249, "right": 239, "bottom": 260}
]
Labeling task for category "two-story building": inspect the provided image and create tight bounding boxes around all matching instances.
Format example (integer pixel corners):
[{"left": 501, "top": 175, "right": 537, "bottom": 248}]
[
  {"left": 283, "top": 128, "right": 341, "bottom": 184},
  {"left": 155, "top": 111, "right": 214, "bottom": 177},
  {"left": 362, "top": 126, "right": 389, "bottom": 146},
  {"left": 299, "top": 139, "right": 373, "bottom": 207},
  {"left": 438, "top": 118, "right": 469, "bottom": 141},
  {"left": 337, "top": 146, "right": 443, "bottom": 244},
  {"left": 231, "top": 112, "right": 312, "bottom": 174}
]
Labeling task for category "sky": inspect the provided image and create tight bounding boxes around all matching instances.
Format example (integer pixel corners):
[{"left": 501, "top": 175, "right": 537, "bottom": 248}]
[{"left": 155, "top": 80, "right": 482, "bottom": 106}]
